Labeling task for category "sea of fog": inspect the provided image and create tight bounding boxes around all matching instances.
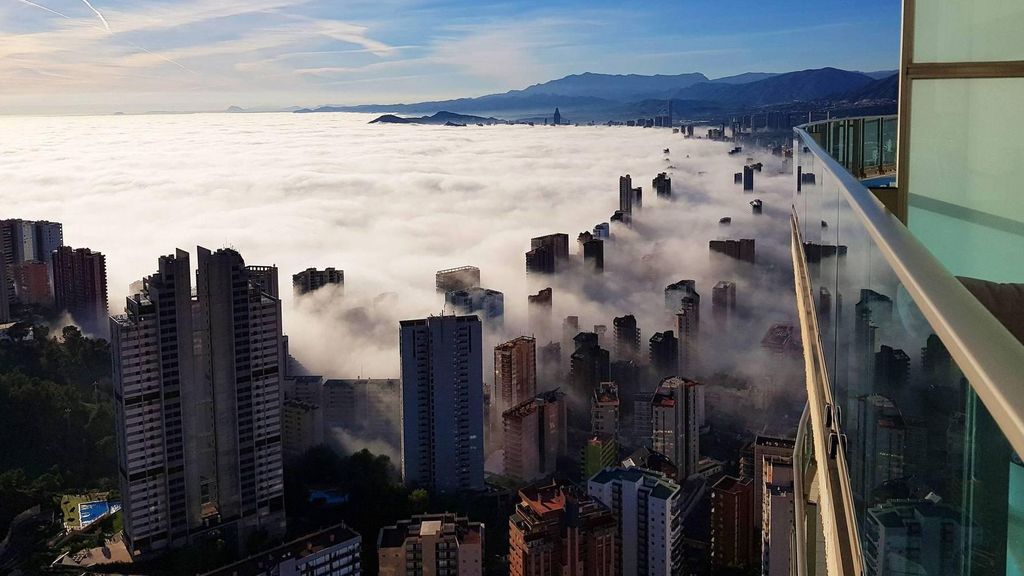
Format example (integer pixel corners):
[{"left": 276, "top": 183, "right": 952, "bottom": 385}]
[{"left": 1, "top": 112, "right": 799, "bottom": 408}]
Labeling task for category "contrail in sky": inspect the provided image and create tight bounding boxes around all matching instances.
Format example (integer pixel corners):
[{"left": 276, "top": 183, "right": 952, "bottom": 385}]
[
  {"left": 17, "top": 0, "right": 71, "bottom": 19},
  {"left": 17, "top": 0, "right": 194, "bottom": 72},
  {"left": 78, "top": 0, "right": 110, "bottom": 31}
]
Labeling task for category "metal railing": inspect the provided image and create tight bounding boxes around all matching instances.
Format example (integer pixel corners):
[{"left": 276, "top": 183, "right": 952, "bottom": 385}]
[
  {"left": 795, "top": 121, "right": 1024, "bottom": 457},
  {"left": 801, "top": 116, "right": 897, "bottom": 180}
]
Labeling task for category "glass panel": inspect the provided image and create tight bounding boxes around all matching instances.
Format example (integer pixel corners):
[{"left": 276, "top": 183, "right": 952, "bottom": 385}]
[
  {"left": 907, "top": 78, "right": 1024, "bottom": 283},
  {"left": 913, "top": 0, "right": 1024, "bottom": 62},
  {"left": 863, "top": 119, "right": 880, "bottom": 170},
  {"left": 794, "top": 124, "right": 1019, "bottom": 576},
  {"left": 881, "top": 118, "right": 897, "bottom": 168}
]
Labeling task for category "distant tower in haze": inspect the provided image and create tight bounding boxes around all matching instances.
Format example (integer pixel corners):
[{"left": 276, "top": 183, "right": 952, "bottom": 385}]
[
  {"left": 619, "top": 175, "right": 634, "bottom": 214},
  {"left": 649, "top": 330, "right": 678, "bottom": 380},
  {"left": 293, "top": 267, "right": 344, "bottom": 296},
  {"left": 712, "top": 281, "right": 737, "bottom": 327},
  {"left": 528, "top": 287, "right": 553, "bottom": 338},
  {"left": 494, "top": 336, "right": 537, "bottom": 413},
  {"left": 399, "top": 314, "right": 484, "bottom": 493},
  {"left": 653, "top": 172, "right": 672, "bottom": 198},
  {"left": 553, "top": 107, "right": 562, "bottom": 126},
  {"left": 651, "top": 377, "right": 702, "bottom": 479},
  {"left": 613, "top": 314, "right": 641, "bottom": 361},
  {"left": 526, "top": 234, "right": 570, "bottom": 274},
  {"left": 52, "top": 246, "right": 108, "bottom": 336}
]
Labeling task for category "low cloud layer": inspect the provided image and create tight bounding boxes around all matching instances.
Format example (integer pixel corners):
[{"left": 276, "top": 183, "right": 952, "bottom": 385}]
[{"left": 2, "top": 112, "right": 803, "bottom": 434}]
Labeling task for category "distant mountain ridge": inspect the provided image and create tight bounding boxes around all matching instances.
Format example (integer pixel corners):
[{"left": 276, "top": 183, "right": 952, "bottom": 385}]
[
  {"left": 366, "top": 111, "right": 501, "bottom": 125},
  {"left": 295, "top": 66, "right": 898, "bottom": 121}
]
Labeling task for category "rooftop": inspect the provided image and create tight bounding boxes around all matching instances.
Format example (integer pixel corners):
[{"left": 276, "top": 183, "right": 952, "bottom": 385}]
[{"left": 200, "top": 523, "right": 360, "bottom": 576}]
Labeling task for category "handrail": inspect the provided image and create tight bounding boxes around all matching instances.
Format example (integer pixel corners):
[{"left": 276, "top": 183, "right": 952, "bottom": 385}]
[
  {"left": 790, "top": 212, "right": 863, "bottom": 576},
  {"left": 801, "top": 114, "right": 897, "bottom": 128},
  {"left": 795, "top": 124, "right": 1024, "bottom": 458},
  {"left": 791, "top": 403, "right": 810, "bottom": 576}
]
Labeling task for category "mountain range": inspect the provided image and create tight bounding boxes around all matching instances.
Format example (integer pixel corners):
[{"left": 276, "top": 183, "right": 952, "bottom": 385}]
[{"left": 294, "top": 67, "right": 898, "bottom": 122}]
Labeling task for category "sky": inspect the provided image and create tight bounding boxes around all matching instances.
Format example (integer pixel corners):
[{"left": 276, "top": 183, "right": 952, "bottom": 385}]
[{"left": 1, "top": 0, "right": 901, "bottom": 114}]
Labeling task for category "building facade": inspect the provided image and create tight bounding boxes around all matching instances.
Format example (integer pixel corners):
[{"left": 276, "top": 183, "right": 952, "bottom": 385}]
[
  {"left": 508, "top": 479, "right": 617, "bottom": 576},
  {"left": 494, "top": 336, "right": 537, "bottom": 414},
  {"left": 111, "top": 247, "right": 286, "bottom": 557},
  {"left": 378, "top": 513, "right": 484, "bottom": 576},
  {"left": 502, "top": 389, "right": 567, "bottom": 481},
  {"left": 399, "top": 315, "right": 484, "bottom": 493},
  {"left": 52, "top": 246, "right": 108, "bottom": 335},
  {"left": 650, "top": 377, "right": 701, "bottom": 480},
  {"left": 292, "top": 267, "right": 344, "bottom": 296},
  {"left": 588, "top": 466, "right": 684, "bottom": 576}
]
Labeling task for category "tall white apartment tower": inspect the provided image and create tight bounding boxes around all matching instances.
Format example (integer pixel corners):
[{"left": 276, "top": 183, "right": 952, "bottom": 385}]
[
  {"left": 399, "top": 314, "right": 484, "bottom": 494},
  {"left": 111, "top": 247, "right": 286, "bottom": 558},
  {"left": 650, "top": 377, "right": 702, "bottom": 479},
  {"left": 588, "top": 466, "right": 684, "bottom": 576}
]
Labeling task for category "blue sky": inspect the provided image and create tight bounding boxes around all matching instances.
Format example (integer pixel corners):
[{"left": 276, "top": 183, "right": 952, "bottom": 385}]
[{"left": 1, "top": 0, "right": 901, "bottom": 113}]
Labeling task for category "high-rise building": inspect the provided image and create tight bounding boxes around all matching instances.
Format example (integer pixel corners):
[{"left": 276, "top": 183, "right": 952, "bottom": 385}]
[
  {"left": 582, "top": 436, "right": 618, "bottom": 479},
  {"left": 752, "top": 435, "right": 795, "bottom": 560},
  {"left": 52, "top": 246, "right": 108, "bottom": 335},
  {"left": 711, "top": 281, "right": 737, "bottom": 327},
  {"left": 653, "top": 172, "right": 671, "bottom": 198},
  {"left": 446, "top": 287, "right": 505, "bottom": 325},
  {"left": 11, "top": 260, "right": 50, "bottom": 306},
  {"left": 742, "top": 165, "right": 754, "bottom": 190},
  {"left": 1, "top": 219, "right": 63, "bottom": 266},
  {"left": 245, "top": 265, "right": 280, "bottom": 298},
  {"left": 502, "top": 389, "right": 567, "bottom": 481},
  {"left": 378, "top": 513, "right": 484, "bottom": 576},
  {"left": 650, "top": 377, "right": 701, "bottom": 479},
  {"left": 399, "top": 315, "right": 484, "bottom": 493},
  {"left": 436, "top": 266, "right": 481, "bottom": 293},
  {"left": 111, "top": 247, "right": 286, "bottom": 557},
  {"left": 494, "top": 336, "right": 537, "bottom": 414},
  {"left": 292, "top": 267, "right": 344, "bottom": 296},
  {"left": 593, "top": 222, "right": 610, "bottom": 239},
  {"left": 648, "top": 331, "right": 678, "bottom": 380},
  {"left": 674, "top": 292, "right": 700, "bottom": 378},
  {"left": 664, "top": 279, "right": 699, "bottom": 313},
  {"left": 282, "top": 400, "right": 323, "bottom": 462},
  {"left": 200, "top": 523, "right": 362, "bottom": 576},
  {"left": 862, "top": 500, "right": 971, "bottom": 576},
  {"left": 582, "top": 238, "right": 604, "bottom": 272},
  {"left": 711, "top": 475, "right": 754, "bottom": 570},
  {"left": 528, "top": 287, "right": 552, "bottom": 338},
  {"left": 612, "top": 314, "right": 640, "bottom": 362},
  {"left": 588, "top": 466, "right": 684, "bottom": 576},
  {"left": 562, "top": 315, "right": 579, "bottom": 355},
  {"left": 709, "top": 239, "right": 756, "bottom": 264},
  {"left": 851, "top": 394, "right": 906, "bottom": 509},
  {"left": 508, "top": 478, "right": 617, "bottom": 576},
  {"left": 761, "top": 459, "right": 794, "bottom": 576},
  {"left": 591, "top": 381, "right": 619, "bottom": 438},
  {"left": 569, "top": 333, "right": 610, "bottom": 402},
  {"left": 553, "top": 107, "right": 561, "bottom": 126},
  {"left": 619, "top": 175, "right": 634, "bottom": 215},
  {"left": 526, "top": 234, "right": 569, "bottom": 274}
]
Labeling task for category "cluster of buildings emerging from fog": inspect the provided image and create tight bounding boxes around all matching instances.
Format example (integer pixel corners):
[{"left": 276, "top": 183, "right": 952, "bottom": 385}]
[{"left": 2, "top": 131, "right": 811, "bottom": 576}]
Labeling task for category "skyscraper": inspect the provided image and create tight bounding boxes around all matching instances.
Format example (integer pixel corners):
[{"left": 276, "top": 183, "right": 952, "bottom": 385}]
[
  {"left": 399, "top": 315, "right": 484, "bottom": 493},
  {"left": 648, "top": 331, "right": 678, "bottom": 380},
  {"left": 650, "top": 377, "right": 701, "bottom": 479},
  {"left": 711, "top": 281, "right": 737, "bottom": 327},
  {"left": 526, "top": 234, "right": 569, "bottom": 274},
  {"left": 446, "top": 286, "right": 505, "bottom": 325},
  {"left": 509, "top": 479, "right": 617, "bottom": 576},
  {"left": 292, "top": 267, "right": 344, "bottom": 296},
  {"left": 664, "top": 279, "right": 699, "bottom": 313},
  {"left": 588, "top": 467, "right": 684, "bottom": 576},
  {"left": 582, "top": 238, "right": 604, "bottom": 272},
  {"left": 528, "top": 287, "right": 552, "bottom": 338},
  {"left": 495, "top": 336, "right": 538, "bottom": 413},
  {"left": 52, "top": 246, "right": 108, "bottom": 335},
  {"left": 653, "top": 172, "right": 672, "bottom": 198},
  {"left": 502, "top": 389, "right": 567, "bottom": 481},
  {"left": 591, "top": 381, "right": 619, "bottom": 438},
  {"left": 619, "top": 175, "right": 634, "bottom": 214},
  {"left": 570, "top": 333, "right": 610, "bottom": 402},
  {"left": 612, "top": 314, "right": 641, "bottom": 362},
  {"left": 709, "top": 239, "right": 756, "bottom": 264},
  {"left": 11, "top": 260, "right": 50, "bottom": 306},
  {"left": 111, "top": 247, "right": 286, "bottom": 557},
  {"left": 436, "top": 265, "right": 480, "bottom": 293},
  {"left": 711, "top": 476, "right": 754, "bottom": 570}
]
